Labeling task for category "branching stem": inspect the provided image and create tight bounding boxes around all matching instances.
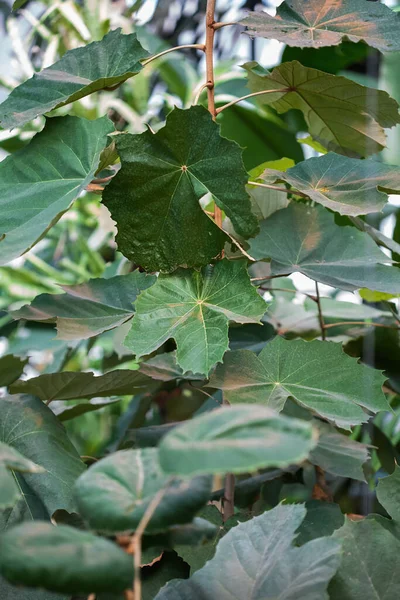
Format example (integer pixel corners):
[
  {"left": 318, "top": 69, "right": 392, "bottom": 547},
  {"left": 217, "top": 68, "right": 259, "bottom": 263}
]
[
  {"left": 212, "top": 21, "right": 238, "bottom": 30},
  {"left": 141, "top": 44, "right": 205, "bottom": 66}
]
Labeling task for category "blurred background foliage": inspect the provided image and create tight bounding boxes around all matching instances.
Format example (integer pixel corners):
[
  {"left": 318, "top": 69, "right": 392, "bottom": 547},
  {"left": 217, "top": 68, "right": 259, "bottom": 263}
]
[{"left": 1, "top": 0, "right": 400, "bottom": 516}]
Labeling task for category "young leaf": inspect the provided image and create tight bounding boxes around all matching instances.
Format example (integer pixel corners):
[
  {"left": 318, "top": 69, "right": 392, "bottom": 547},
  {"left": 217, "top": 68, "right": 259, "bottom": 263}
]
[
  {"left": 9, "top": 370, "right": 155, "bottom": 402},
  {"left": 210, "top": 336, "right": 389, "bottom": 429},
  {"left": 154, "top": 504, "right": 341, "bottom": 599},
  {"left": 0, "top": 29, "right": 149, "bottom": 129},
  {"left": 258, "top": 152, "right": 400, "bottom": 216},
  {"left": 0, "top": 522, "right": 133, "bottom": 594},
  {"left": 249, "top": 203, "right": 400, "bottom": 293},
  {"left": 0, "top": 116, "right": 114, "bottom": 266},
  {"left": 242, "top": 61, "right": 400, "bottom": 157},
  {"left": 0, "top": 395, "right": 85, "bottom": 517},
  {"left": 309, "top": 432, "right": 369, "bottom": 481},
  {"left": 102, "top": 106, "right": 258, "bottom": 272},
  {"left": 12, "top": 270, "right": 155, "bottom": 340},
  {"left": 74, "top": 448, "right": 212, "bottom": 534},
  {"left": 125, "top": 259, "right": 267, "bottom": 376},
  {"left": 240, "top": 0, "right": 400, "bottom": 52},
  {"left": 158, "top": 404, "right": 317, "bottom": 477}
]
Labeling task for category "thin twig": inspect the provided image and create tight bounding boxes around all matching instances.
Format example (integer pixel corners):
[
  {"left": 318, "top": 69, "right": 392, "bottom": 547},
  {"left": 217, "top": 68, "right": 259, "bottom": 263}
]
[
  {"left": 193, "top": 82, "right": 212, "bottom": 105},
  {"left": 248, "top": 180, "right": 309, "bottom": 198},
  {"left": 323, "top": 321, "right": 400, "bottom": 331},
  {"left": 132, "top": 480, "right": 173, "bottom": 599},
  {"left": 216, "top": 89, "right": 288, "bottom": 115},
  {"left": 212, "top": 21, "right": 238, "bottom": 30},
  {"left": 315, "top": 282, "right": 326, "bottom": 341},
  {"left": 141, "top": 43, "right": 205, "bottom": 66}
]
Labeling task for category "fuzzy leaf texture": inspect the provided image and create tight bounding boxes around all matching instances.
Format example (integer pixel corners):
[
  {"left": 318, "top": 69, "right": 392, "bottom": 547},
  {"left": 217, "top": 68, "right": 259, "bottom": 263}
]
[
  {"left": 125, "top": 259, "right": 267, "bottom": 376},
  {"left": 210, "top": 336, "right": 389, "bottom": 429},
  {"left": 102, "top": 106, "right": 258, "bottom": 272},
  {"left": 249, "top": 203, "right": 400, "bottom": 293},
  {"left": 242, "top": 60, "right": 400, "bottom": 157},
  {"left": 240, "top": 0, "right": 400, "bottom": 51},
  {"left": 0, "top": 29, "right": 149, "bottom": 128},
  {"left": 154, "top": 504, "right": 341, "bottom": 600},
  {"left": 0, "top": 116, "right": 113, "bottom": 266}
]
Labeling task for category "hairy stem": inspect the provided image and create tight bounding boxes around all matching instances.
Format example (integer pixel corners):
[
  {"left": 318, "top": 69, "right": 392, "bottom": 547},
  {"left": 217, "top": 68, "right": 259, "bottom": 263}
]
[
  {"left": 216, "top": 89, "right": 288, "bottom": 115},
  {"left": 141, "top": 43, "right": 205, "bottom": 66}
]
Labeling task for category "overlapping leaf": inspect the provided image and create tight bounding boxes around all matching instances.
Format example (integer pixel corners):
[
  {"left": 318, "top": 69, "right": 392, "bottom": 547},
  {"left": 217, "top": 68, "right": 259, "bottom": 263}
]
[
  {"left": 0, "top": 443, "right": 44, "bottom": 509},
  {"left": 103, "top": 106, "right": 258, "bottom": 272},
  {"left": 0, "top": 29, "right": 149, "bottom": 128},
  {"left": 240, "top": 0, "right": 400, "bottom": 51},
  {"left": 125, "top": 259, "right": 267, "bottom": 376},
  {"left": 210, "top": 336, "right": 389, "bottom": 429},
  {"left": 155, "top": 504, "right": 341, "bottom": 600},
  {"left": 74, "top": 448, "right": 212, "bottom": 533},
  {"left": 0, "top": 354, "right": 27, "bottom": 386},
  {"left": 9, "top": 369, "right": 155, "bottom": 402},
  {"left": 249, "top": 203, "right": 400, "bottom": 293},
  {"left": 12, "top": 270, "right": 155, "bottom": 339},
  {"left": 242, "top": 61, "right": 400, "bottom": 157},
  {"left": 0, "top": 522, "right": 133, "bottom": 594},
  {"left": 0, "top": 116, "right": 113, "bottom": 266},
  {"left": 310, "top": 431, "right": 369, "bottom": 481},
  {"left": 158, "top": 404, "right": 317, "bottom": 477},
  {"left": 258, "top": 152, "right": 400, "bottom": 216}
]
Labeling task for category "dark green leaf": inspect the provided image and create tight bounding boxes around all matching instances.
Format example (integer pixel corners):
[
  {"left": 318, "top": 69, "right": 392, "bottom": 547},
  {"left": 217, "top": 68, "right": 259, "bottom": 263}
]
[
  {"left": 0, "top": 442, "right": 44, "bottom": 509},
  {"left": 139, "top": 352, "right": 203, "bottom": 382},
  {"left": 0, "top": 355, "right": 27, "bottom": 386},
  {"left": 210, "top": 336, "right": 389, "bottom": 429},
  {"left": 142, "top": 552, "right": 189, "bottom": 600},
  {"left": 249, "top": 203, "right": 400, "bottom": 293},
  {"left": 241, "top": 0, "right": 400, "bottom": 51},
  {"left": 158, "top": 404, "right": 317, "bottom": 477},
  {"left": 74, "top": 448, "right": 212, "bottom": 533},
  {"left": 0, "top": 116, "right": 113, "bottom": 265},
  {"left": 103, "top": 106, "right": 258, "bottom": 272},
  {"left": 377, "top": 466, "right": 400, "bottom": 521},
  {"left": 0, "top": 29, "right": 149, "bottom": 128},
  {"left": 242, "top": 61, "right": 400, "bottom": 157},
  {"left": 296, "top": 500, "right": 344, "bottom": 546},
  {"left": 154, "top": 504, "right": 341, "bottom": 599},
  {"left": 12, "top": 271, "right": 155, "bottom": 340},
  {"left": 309, "top": 431, "right": 369, "bottom": 481},
  {"left": 0, "top": 522, "right": 133, "bottom": 594},
  {"left": 125, "top": 260, "right": 267, "bottom": 376}
]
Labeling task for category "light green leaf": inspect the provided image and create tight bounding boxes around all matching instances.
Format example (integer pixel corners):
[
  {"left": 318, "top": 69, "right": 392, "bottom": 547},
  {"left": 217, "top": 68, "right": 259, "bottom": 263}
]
[
  {"left": 103, "top": 106, "right": 258, "bottom": 272},
  {"left": 9, "top": 370, "right": 155, "bottom": 402},
  {"left": 210, "top": 336, "right": 389, "bottom": 429},
  {"left": 248, "top": 158, "right": 294, "bottom": 220},
  {"left": 158, "top": 404, "right": 317, "bottom": 477},
  {"left": 242, "top": 60, "right": 400, "bottom": 157},
  {"left": 126, "top": 259, "right": 266, "bottom": 376},
  {"left": 0, "top": 354, "right": 27, "bottom": 387},
  {"left": 0, "top": 443, "right": 44, "bottom": 509},
  {"left": 74, "top": 448, "right": 212, "bottom": 534},
  {"left": 12, "top": 270, "right": 155, "bottom": 340},
  {"left": 0, "top": 29, "right": 149, "bottom": 129},
  {"left": 310, "top": 431, "right": 369, "bottom": 481},
  {"left": 240, "top": 0, "right": 400, "bottom": 52},
  {"left": 155, "top": 504, "right": 341, "bottom": 600},
  {"left": 249, "top": 203, "right": 400, "bottom": 293},
  {"left": 0, "top": 522, "right": 133, "bottom": 594},
  {"left": 330, "top": 517, "right": 400, "bottom": 599},
  {"left": 0, "top": 395, "right": 85, "bottom": 520},
  {"left": 377, "top": 465, "right": 400, "bottom": 521},
  {"left": 0, "top": 116, "right": 113, "bottom": 266},
  {"left": 259, "top": 152, "right": 400, "bottom": 216}
]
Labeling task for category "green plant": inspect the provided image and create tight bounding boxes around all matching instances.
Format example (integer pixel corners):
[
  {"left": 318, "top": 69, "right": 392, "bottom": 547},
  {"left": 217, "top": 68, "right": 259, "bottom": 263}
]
[{"left": 2, "top": 0, "right": 400, "bottom": 598}]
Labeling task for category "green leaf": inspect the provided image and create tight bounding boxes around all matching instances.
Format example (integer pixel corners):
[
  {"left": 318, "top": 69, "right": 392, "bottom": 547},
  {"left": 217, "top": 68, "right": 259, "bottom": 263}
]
[
  {"left": 74, "top": 448, "right": 212, "bottom": 534},
  {"left": 125, "top": 259, "right": 267, "bottom": 377},
  {"left": 12, "top": 270, "right": 155, "bottom": 340},
  {"left": 0, "top": 522, "right": 133, "bottom": 594},
  {"left": 158, "top": 404, "right": 317, "bottom": 477},
  {"left": 103, "top": 106, "right": 258, "bottom": 272},
  {"left": 296, "top": 500, "right": 344, "bottom": 546},
  {"left": 12, "top": 0, "right": 29, "bottom": 10},
  {"left": 329, "top": 517, "right": 400, "bottom": 599},
  {"left": 249, "top": 203, "right": 400, "bottom": 293},
  {"left": 154, "top": 504, "right": 341, "bottom": 600},
  {"left": 0, "top": 354, "right": 27, "bottom": 386},
  {"left": 0, "top": 29, "right": 149, "bottom": 129},
  {"left": 0, "top": 576, "right": 65, "bottom": 600},
  {"left": 0, "top": 395, "right": 85, "bottom": 519},
  {"left": 139, "top": 352, "right": 203, "bottom": 382},
  {"left": 0, "top": 116, "right": 113, "bottom": 266},
  {"left": 142, "top": 552, "right": 189, "bottom": 600},
  {"left": 210, "top": 336, "right": 389, "bottom": 429},
  {"left": 0, "top": 443, "right": 44, "bottom": 509},
  {"left": 9, "top": 370, "right": 155, "bottom": 402},
  {"left": 377, "top": 465, "right": 400, "bottom": 521},
  {"left": 240, "top": 0, "right": 400, "bottom": 52},
  {"left": 309, "top": 431, "right": 369, "bottom": 481},
  {"left": 259, "top": 153, "right": 400, "bottom": 216},
  {"left": 53, "top": 398, "right": 121, "bottom": 422},
  {"left": 242, "top": 61, "right": 400, "bottom": 157}
]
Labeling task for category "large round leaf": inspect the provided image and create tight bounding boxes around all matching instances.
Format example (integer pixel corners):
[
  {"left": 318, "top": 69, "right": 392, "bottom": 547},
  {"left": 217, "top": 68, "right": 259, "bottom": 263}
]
[
  {"left": 74, "top": 448, "right": 212, "bottom": 533},
  {"left": 0, "top": 522, "right": 133, "bottom": 594}
]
